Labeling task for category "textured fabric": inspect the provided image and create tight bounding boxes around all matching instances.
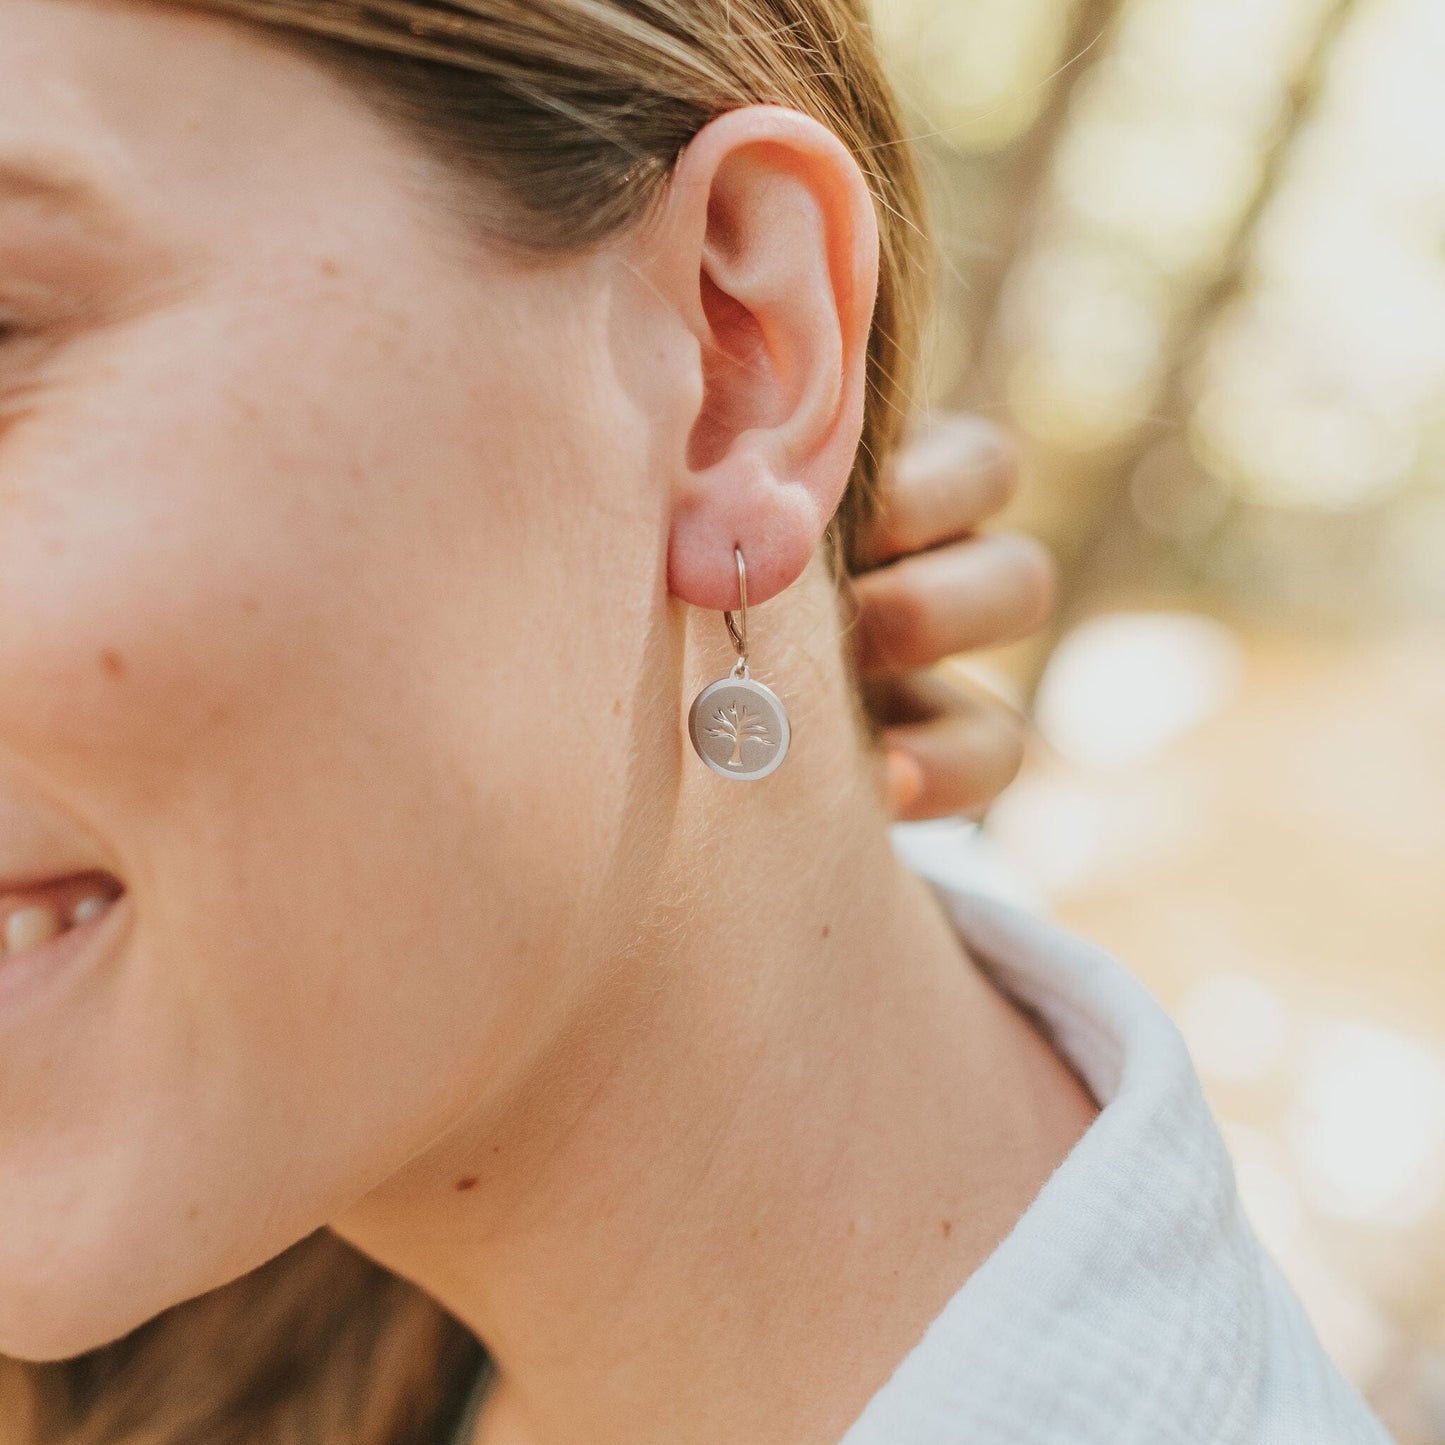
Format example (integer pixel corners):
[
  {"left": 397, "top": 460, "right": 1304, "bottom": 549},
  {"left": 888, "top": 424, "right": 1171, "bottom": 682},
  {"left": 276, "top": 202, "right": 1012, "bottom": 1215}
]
[{"left": 837, "top": 884, "right": 1396, "bottom": 1445}]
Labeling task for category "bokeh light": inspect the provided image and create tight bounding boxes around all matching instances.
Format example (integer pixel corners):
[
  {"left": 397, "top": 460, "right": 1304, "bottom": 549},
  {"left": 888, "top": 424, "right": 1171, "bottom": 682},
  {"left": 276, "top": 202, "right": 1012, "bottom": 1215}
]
[{"left": 875, "top": 0, "right": 1445, "bottom": 1430}]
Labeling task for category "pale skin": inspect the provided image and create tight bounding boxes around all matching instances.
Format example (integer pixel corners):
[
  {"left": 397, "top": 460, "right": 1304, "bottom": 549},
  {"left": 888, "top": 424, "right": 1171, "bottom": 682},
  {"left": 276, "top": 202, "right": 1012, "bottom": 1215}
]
[{"left": 0, "top": 5, "right": 1094, "bottom": 1445}]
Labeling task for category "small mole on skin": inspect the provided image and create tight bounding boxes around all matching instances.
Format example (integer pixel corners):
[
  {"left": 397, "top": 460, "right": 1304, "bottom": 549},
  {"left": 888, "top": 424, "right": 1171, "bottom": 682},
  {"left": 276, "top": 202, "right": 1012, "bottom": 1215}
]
[
  {"left": 820, "top": 923, "right": 831, "bottom": 940},
  {"left": 941, "top": 1219, "right": 952, "bottom": 1238},
  {"left": 454, "top": 1176, "right": 479, "bottom": 1192},
  {"left": 612, "top": 698, "right": 622, "bottom": 717},
  {"left": 99, "top": 648, "right": 127, "bottom": 680},
  {"left": 319, "top": 258, "right": 340, "bottom": 277}
]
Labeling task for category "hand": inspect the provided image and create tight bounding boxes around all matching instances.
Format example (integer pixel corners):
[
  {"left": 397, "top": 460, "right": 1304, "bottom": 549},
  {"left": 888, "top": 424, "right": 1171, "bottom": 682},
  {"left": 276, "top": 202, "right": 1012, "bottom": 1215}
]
[{"left": 849, "top": 415, "right": 1057, "bottom": 822}]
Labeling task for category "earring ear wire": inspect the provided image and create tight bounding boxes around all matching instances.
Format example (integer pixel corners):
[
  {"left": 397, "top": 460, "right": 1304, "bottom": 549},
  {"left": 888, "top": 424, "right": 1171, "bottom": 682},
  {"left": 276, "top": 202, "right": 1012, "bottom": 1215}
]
[
  {"left": 723, "top": 548, "right": 748, "bottom": 674},
  {"left": 687, "top": 546, "right": 791, "bottom": 781}
]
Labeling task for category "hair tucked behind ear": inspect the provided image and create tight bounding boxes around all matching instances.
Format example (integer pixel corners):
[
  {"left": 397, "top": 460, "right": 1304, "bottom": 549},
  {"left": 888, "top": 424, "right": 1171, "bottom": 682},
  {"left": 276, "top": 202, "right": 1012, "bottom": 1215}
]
[
  {"left": 196, "top": 0, "right": 928, "bottom": 572},
  {"left": 0, "top": 2, "right": 930, "bottom": 1440}
]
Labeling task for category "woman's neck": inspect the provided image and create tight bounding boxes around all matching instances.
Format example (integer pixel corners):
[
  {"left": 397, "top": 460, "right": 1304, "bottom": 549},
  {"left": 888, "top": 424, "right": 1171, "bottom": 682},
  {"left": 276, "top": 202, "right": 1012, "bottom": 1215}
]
[{"left": 330, "top": 617, "right": 1097, "bottom": 1445}]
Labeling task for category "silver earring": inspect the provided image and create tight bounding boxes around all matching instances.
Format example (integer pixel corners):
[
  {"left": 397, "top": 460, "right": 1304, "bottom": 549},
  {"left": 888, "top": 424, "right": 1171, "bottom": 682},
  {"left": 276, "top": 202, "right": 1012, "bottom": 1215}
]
[{"left": 688, "top": 546, "right": 791, "bottom": 781}]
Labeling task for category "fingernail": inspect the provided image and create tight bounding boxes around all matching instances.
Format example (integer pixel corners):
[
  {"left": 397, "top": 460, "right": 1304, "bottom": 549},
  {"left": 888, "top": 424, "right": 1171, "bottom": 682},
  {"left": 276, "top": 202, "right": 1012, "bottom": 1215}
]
[{"left": 885, "top": 747, "right": 925, "bottom": 814}]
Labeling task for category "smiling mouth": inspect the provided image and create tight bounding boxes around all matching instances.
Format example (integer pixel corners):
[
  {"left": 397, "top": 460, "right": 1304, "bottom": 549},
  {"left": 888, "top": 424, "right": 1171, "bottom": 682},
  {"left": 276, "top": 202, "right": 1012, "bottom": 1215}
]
[{"left": 0, "top": 871, "right": 126, "bottom": 967}]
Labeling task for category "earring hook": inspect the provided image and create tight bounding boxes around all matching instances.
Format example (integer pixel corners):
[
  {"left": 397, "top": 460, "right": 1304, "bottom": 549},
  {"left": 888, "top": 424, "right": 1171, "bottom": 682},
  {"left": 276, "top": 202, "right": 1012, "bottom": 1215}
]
[{"left": 723, "top": 545, "right": 748, "bottom": 678}]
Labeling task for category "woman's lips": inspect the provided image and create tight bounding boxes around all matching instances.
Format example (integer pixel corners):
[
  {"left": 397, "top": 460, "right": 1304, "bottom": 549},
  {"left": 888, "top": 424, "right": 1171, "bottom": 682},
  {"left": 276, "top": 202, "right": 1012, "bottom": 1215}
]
[
  {"left": 1, "top": 872, "right": 120, "bottom": 958},
  {"left": 0, "top": 870, "right": 125, "bottom": 979}
]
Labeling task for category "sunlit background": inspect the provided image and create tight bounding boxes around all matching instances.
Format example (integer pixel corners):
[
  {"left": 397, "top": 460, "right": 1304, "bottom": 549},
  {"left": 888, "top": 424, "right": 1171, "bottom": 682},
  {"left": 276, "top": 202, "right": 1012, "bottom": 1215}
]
[{"left": 876, "top": 0, "right": 1445, "bottom": 1437}]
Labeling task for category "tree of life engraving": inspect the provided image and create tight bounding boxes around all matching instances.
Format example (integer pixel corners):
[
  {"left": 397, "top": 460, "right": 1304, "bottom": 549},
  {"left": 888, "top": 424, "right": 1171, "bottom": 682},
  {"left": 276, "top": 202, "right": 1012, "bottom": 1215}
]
[{"left": 706, "top": 699, "right": 776, "bottom": 769}]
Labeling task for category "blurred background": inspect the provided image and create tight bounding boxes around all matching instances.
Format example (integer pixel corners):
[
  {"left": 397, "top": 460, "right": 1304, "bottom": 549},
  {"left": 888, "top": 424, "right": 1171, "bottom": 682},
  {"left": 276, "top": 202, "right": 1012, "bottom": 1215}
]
[{"left": 872, "top": 0, "right": 1445, "bottom": 1437}]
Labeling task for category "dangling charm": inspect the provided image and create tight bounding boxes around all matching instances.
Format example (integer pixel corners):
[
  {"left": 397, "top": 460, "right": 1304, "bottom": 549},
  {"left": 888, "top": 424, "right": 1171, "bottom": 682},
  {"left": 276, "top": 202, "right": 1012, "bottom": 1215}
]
[{"left": 688, "top": 546, "right": 791, "bottom": 781}]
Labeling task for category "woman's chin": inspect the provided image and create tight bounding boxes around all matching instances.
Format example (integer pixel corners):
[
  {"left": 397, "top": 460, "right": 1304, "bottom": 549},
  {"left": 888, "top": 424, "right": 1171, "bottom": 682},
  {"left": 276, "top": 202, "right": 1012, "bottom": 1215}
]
[
  {"left": 0, "top": 1247, "right": 185, "bottom": 1363},
  {"left": 0, "top": 1309, "right": 137, "bottom": 1365}
]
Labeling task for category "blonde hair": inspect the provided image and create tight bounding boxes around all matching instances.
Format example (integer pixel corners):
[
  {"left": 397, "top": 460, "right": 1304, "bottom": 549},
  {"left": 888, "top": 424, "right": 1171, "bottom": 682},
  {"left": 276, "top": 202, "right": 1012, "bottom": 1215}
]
[{"left": 0, "top": 2, "right": 930, "bottom": 1439}]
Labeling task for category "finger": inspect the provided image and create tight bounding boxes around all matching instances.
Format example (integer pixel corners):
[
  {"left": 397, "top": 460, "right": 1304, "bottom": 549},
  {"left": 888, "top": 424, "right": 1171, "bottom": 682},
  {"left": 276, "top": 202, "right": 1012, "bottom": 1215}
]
[
  {"left": 883, "top": 696, "right": 1029, "bottom": 822},
  {"left": 865, "top": 669, "right": 1029, "bottom": 820},
  {"left": 883, "top": 747, "right": 926, "bottom": 815},
  {"left": 860, "top": 666, "right": 968, "bottom": 727},
  {"left": 856, "top": 415, "right": 1019, "bottom": 570},
  {"left": 850, "top": 531, "right": 1058, "bottom": 679}
]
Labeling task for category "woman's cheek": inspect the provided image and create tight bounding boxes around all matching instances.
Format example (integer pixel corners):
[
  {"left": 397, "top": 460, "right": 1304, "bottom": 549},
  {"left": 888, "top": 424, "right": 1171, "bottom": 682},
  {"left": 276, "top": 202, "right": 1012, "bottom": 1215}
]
[
  {"left": 0, "top": 455, "right": 275, "bottom": 782},
  {"left": 0, "top": 328, "right": 375, "bottom": 787}
]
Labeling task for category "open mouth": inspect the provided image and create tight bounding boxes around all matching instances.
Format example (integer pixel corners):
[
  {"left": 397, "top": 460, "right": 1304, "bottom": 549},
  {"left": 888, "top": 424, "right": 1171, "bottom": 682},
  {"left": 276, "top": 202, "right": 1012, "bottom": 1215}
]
[{"left": 0, "top": 871, "right": 126, "bottom": 968}]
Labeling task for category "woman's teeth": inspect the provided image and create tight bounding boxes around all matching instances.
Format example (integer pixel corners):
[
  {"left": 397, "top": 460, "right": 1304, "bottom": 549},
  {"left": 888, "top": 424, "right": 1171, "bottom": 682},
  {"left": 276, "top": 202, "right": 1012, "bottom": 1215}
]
[
  {"left": 5, "top": 905, "right": 64, "bottom": 954},
  {"left": 72, "top": 894, "right": 110, "bottom": 924},
  {"left": 1, "top": 889, "right": 114, "bottom": 960}
]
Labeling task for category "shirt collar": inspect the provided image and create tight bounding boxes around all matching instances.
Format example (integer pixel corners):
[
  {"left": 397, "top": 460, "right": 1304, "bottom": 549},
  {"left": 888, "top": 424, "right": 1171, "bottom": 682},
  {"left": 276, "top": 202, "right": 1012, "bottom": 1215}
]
[{"left": 837, "top": 884, "right": 1370, "bottom": 1445}]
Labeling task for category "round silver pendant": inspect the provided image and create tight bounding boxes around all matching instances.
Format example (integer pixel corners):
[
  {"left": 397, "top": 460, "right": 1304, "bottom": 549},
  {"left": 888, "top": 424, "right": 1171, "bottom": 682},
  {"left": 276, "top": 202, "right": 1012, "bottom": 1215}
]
[{"left": 688, "top": 675, "right": 791, "bottom": 781}]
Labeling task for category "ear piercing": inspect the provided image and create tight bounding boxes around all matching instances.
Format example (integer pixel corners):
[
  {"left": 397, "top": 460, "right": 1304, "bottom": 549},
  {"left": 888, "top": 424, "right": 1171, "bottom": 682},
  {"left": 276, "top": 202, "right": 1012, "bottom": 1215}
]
[{"left": 687, "top": 546, "right": 791, "bottom": 781}]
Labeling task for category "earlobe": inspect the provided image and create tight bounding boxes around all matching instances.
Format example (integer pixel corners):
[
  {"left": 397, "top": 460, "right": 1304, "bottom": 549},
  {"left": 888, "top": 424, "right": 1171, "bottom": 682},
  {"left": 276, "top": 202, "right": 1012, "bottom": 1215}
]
[{"left": 630, "top": 106, "right": 880, "bottom": 613}]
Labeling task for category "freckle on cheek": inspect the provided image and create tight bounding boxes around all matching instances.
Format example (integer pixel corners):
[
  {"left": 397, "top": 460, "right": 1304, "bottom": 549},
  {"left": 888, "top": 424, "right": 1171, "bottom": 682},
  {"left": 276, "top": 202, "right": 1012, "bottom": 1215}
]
[{"left": 98, "top": 648, "right": 127, "bottom": 680}]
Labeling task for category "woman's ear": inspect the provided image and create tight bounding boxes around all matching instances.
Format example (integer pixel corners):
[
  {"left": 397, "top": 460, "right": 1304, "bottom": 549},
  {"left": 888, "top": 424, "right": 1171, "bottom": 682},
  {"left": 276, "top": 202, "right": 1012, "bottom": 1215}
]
[{"left": 629, "top": 105, "right": 880, "bottom": 611}]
